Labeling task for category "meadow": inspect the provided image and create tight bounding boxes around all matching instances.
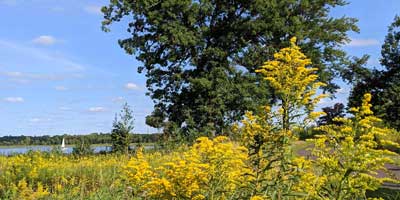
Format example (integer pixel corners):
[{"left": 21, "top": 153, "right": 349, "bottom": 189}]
[
  {"left": 0, "top": 139, "right": 398, "bottom": 200},
  {"left": 1, "top": 38, "right": 399, "bottom": 200},
  {"left": 0, "top": 151, "right": 127, "bottom": 199}
]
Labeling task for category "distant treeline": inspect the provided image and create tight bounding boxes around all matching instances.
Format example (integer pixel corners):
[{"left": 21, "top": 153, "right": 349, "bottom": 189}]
[{"left": 0, "top": 133, "right": 162, "bottom": 146}]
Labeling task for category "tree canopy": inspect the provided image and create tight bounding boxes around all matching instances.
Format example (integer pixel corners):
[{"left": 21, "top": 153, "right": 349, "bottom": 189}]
[
  {"left": 102, "top": 0, "right": 362, "bottom": 136},
  {"left": 349, "top": 16, "right": 400, "bottom": 130},
  {"left": 317, "top": 103, "right": 345, "bottom": 126}
]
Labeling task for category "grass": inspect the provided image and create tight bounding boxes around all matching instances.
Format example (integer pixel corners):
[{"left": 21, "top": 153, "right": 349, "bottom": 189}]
[
  {"left": 292, "top": 140, "right": 313, "bottom": 155},
  {"left": 367, "top": 188, "right": 400, "bottom": 200}
]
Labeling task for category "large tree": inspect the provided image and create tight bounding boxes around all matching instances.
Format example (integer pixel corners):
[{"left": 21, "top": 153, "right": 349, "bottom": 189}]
[
  {"left": 102, "top": 0, "right": 361, "bottom": 136},
  {"left": 349, "top": 16, "right": 400, "bottom": 130}
]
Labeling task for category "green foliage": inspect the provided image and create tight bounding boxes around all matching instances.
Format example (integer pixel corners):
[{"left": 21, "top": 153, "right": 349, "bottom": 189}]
[
  {"left": 111, "top": 103, "right": 135, "bottom": 154},
  {"left": 235, "top": 40, "right": 400, "bottom": 200},
  {"left": 72, "top": 138, "right": 93, "bottom": 156},
  {"left": 349, "top": 15, "right": 400, "bottom": 130},
  {"left": 50, "top": 146, "right": 64, "bottom": 156},
  {"left": 236, "top": 39, "right": 326, "bottom": 199},
  {"left": 296, "top": 126, "right": 320, "bottom": 140},
  {"left": 310, "top": 94, "right": 399, "bottom": 199},
  {"left": 0, "top": 133, "right": 161, "bottom": 146},
  {"left": 367, "top": 188, "right": 400, "bottom": 200},
  {"left": 102, "top": 0, "right": 362, "bottom": 136},
  {"left": 317, "top": 103, "right": 345, "bottom": 126}
]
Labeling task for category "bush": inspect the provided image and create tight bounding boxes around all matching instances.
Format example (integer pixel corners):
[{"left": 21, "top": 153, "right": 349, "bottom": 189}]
[
  {"left": 296, "top": 126, "right": 321, "bottom": 140},
  {"left": 72, "top": 138, "right": 93, "bottom": 156}
]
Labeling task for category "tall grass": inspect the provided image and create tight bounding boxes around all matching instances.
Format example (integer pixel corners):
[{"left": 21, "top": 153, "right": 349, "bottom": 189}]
[{"left": 0, "top": 151, "right": 129, "bottom": 199}]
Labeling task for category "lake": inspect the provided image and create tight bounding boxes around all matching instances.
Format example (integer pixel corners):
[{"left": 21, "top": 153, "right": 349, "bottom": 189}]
[{"left": 0, "top": 145, "right": 153, "bottom": 156}]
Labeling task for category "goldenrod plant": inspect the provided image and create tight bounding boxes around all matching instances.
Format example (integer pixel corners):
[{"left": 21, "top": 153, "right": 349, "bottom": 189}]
[
  {"left": 0, "top": 38, "right": 399, "bottom": 200},
  {"left": 310, "top": 93, "right": 399, "bottom": 199},
  {"left": 236, "top": 37, "right": 327, "bottom": 199},
  {"left": 124, "top": 136, "right": 251, "bottom": 199},
  {"left": 0, "top": 151, "right": 126, "bottom": 199},
  {"left": 255, "top": 37, "right": 327, "bottom": 131}
]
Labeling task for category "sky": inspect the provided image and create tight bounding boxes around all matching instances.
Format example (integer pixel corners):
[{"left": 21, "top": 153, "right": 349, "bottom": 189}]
[{"left": 0, "top": 0, "right": 399, "bottom": 136}]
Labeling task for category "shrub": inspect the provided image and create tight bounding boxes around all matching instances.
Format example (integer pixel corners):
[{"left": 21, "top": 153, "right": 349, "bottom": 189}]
[{"left": 72, "top": 138, "right": 93, "bottom": 156}]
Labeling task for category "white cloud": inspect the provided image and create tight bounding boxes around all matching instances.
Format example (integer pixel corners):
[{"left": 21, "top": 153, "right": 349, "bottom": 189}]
[
  {"left": 1, "top": 71, "right": 82, "bottom": 82},
  {"left": 55, "top": 86, "right": 68, "bottom": 91},
  {"left": 3, "top": 97, "right": 24, "bottom": 103},
  {"left": 32, "top": 35, "right": 57, "bottom": 46},
  {"left": 10, "top": 79, "right": 29, "bottom": 84},
  {"left": 0, "top": 40, "right": 85, "bottom": 71},
  {"left": 112, "top": 96, "right": 125, "bottom": 102},
  {"left": 59, "top": 106, "right": 71, "bottom": 111},
  {"left": 125, "top": 82, "right": 139, "bottom": 90},
  {"left": 4, "top": 71, "right": 23, "bottom": 77},
  {"left": 88, "top": 107, "right": 106, "bottom": 112},
  {"left": 84, "top": 5, "right": 103, "bottom": 15},
  {"left": 29, "top": 118, "right": 41, "bottom": 123},
  {"left": 29, "top": 118, "right": 51, "bottom": 123},
  {"left": 346, "top": 38, "right": 380, "bottom": 47}
]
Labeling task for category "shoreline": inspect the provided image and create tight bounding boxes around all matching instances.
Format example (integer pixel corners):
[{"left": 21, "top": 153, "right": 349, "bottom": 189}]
[{"left": 0, "top": 143, "right": 155, "bottom": 149}]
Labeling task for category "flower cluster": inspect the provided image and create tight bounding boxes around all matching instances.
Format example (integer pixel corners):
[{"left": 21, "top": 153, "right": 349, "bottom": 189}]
[
  {"left": 124, "top": 136, "right": 251, "bottom": 199},
  {"left": 1, "top": 38, "right": 398, "bottom": 200},
  {"left": 255, "top": 37, "right": 327, "bottom": 125},
  {"left": 0, "top": 151, "right": 126, "bottom": 199},
  {"left": 310, "top": 93, "right": 399, "bottom": 199}
]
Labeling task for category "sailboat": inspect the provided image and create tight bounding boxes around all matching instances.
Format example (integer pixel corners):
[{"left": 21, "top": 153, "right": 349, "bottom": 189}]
[{"left": 61, "top": 138, "right": 67, "bottom": 151}]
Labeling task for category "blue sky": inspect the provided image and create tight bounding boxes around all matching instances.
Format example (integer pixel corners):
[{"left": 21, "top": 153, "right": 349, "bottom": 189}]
[{"left": 0, "top": 0, "right": 399, "bottom": 136}]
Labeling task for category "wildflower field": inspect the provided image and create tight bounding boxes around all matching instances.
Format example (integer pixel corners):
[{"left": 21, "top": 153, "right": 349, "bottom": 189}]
[
  {"left": 3, "top": 0, "right": 400, "bottom": 199},
  {"left": 0, "top": 135, "right": 398, "bottom": 199},
  {"left": 0, "top": 152, "right": 127, "bottom": 199},
  {"left": 0, "top": 38, "right": 399, "bottom": 200}
]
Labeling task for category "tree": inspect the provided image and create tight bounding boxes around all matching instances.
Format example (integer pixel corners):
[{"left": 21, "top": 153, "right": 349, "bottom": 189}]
[
  {"left": 317, "top": 103, "right": 345, "bottom": 126},
  {"left": 349, "top": 16, "right": 400, "bottom": 130},
  {"left": 111, "top": 103, "right": 135, "bottom": 154},
  {"left": 102, "top": 0, "right": 362, "bottom": 136}
]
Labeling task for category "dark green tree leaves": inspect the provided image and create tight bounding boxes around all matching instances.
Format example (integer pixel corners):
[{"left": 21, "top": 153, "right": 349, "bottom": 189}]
[
  {"left": 349, "top": 16, "right": 400, "bottom": 130},
  {"left": 317, "top": 103, "right": 345, "bottom": 126},
  {"left": 102, "top": 0, "right": 360, "bottom": 135}
]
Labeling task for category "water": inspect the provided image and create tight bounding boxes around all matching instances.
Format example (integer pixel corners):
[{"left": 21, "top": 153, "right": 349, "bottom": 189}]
[
  {"left": 0, "top": 145, "right": 113, "bottom": 155},
  {"left": 0, "top": 145, "right": 154, "bottom": 156}
]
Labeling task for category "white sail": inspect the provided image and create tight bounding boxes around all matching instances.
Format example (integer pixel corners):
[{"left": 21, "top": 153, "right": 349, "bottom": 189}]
[{"left": 61, "top": 138, "right": 66, "bottom": 149}]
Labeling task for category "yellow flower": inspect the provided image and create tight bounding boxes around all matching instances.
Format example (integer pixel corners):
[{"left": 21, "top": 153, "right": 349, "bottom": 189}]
[
  {"left": 123, "top": 137, "right": 250, "bottom": 199},
  {"left": 310, "top": 93, "right": 399, "bottom": 199},
  {"left": 250, "top": 195, "right": 265, "bottom": 200}
]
